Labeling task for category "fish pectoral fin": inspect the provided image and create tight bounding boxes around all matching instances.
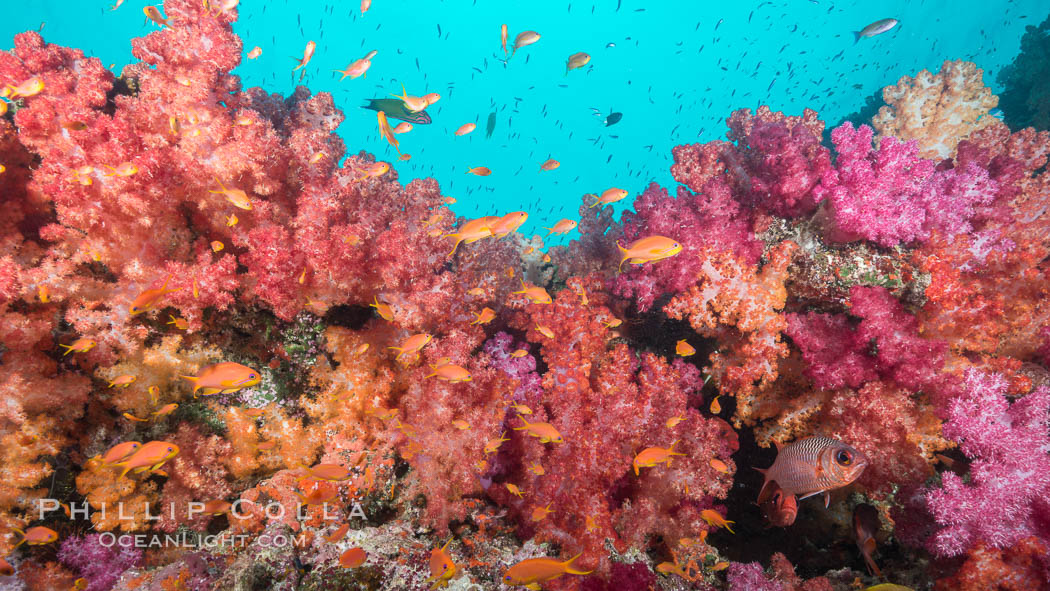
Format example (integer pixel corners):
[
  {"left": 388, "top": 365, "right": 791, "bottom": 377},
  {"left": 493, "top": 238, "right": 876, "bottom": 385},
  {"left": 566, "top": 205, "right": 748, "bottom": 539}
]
[
  {"left": 823, "top": 491, "right": 830, "bottom": 508},
  {"left": 796, "top": 490, "right": 821, "bottom": 501}
]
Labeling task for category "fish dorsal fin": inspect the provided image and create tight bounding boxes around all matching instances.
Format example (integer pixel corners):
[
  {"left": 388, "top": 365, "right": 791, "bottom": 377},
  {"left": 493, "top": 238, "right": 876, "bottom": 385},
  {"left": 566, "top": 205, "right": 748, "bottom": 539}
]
[{"left": 774, "top": 440, "right": 784, "bottom": 452}]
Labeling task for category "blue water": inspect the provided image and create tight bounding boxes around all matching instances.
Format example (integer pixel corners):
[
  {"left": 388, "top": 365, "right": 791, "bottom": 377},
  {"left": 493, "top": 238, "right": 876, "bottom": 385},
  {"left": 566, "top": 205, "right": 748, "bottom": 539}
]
[{"left": 4, "top": 0, "right": 1044, "bottom": 240}]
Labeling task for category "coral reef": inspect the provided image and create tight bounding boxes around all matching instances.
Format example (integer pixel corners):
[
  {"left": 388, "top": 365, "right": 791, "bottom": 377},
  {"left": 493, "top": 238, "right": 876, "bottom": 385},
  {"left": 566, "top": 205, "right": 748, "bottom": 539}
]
[{"left": 0, "top": 2, "right": 1046, "bottom": 590}]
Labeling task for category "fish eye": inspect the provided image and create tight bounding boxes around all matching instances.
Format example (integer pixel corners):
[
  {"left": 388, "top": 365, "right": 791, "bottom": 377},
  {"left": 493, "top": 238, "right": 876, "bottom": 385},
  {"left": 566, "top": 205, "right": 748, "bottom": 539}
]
[
  {"left": 167, "top": 447, "right": 174, "bottom": 452},
  {"left": 835, "top": 449, "right": 852, "bottom": 466},
  {"left": 249, "top": 374, "right": 256, "bottom": 379}
]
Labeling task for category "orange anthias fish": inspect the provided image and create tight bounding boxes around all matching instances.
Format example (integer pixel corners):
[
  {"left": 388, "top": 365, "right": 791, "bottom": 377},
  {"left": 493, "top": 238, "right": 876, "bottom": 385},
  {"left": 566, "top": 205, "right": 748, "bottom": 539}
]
[
  {"left": 466, "top": 166, "right": 491, "bottom": 176},
  {"left": 484, "top": 432, "right": 510, "bottom": 454},
  {"left": 129, "top": 274, "right": 180, "bottom": 316},
  {"left": 7, "top": 76, "right": 44, "bottom": 98},
  {"left": 60, "top": 337, "right": 96, "bottom": 356},
  {"left": 500, "top": 24, "right": 508, "bottom": 54},
  {"left": 181, "top": 362, "right": 261, "bottom": 397},
  {"left": 617, "top": 236, "right": 683, "bottom": 272},
  {"left": 508, "top": 31, "right": 541, "bottom": 60},
  {"left": 13, "top": 526, "right": 59, "bottom": 547},
  {"left": 376, "top": 111, "right": 401, "bottom": 155},
  {"left": 202, "top": 500, "right": 232, "bottom": 516},
  {"left": 425, "top": 539, "right": 457, "bottom": 588},
  {"left": 391, "top": 84, "right": 429, "bottom": 113},
  {"left": 0, "top": 557, "right": 12, "bottom": 576},
  {"left": 143, "top": 5, "right": 169, "bottom": 27},
  {"left": 324, "top": 523, "right": 350, "bottom": 543},
  {"left": 370, "top": 296, "right": 394, "bottom": 320},
  {"left": 455, "top": 123, "right": 476, "bottom": 136},
  {"left": 335, "top": 50, "right": 377, "bottom": 80},
  {"left": 471, "top": 307, "right": 496, "bottom": 325},
  {"left": 565, "top": 52, "right": 591, "bottom": 74},
  {"left": 353, "top": 161, "right": 389, "bottom": 183},
  {"left": 104, "top": 162, "right": 138, "bottom": 177},
  {"left": 152, "top": 403, "right": 179, "bottom": 418},
  {"left": 543, "top": 218, "right": 577, "bottom": 237},
  {"left": 297, "top": 463, "right": 352, "bottom": 482},
  {"left": 675, "top": 340, "right": 696, "bottom": 357},
  {"left": 108, "top": 375, "right": 136, "bottom": 388},
  {"left": 502, "top": 552, "right": 591, "bottom": 588},
  {"left": 426, "top": 363, "right": 472, "bottom": 383},
  {"left": 392, "top": 121, "right": 412, "bottom": 134},
  {"left": 339, "top": 547, "right": 367, "bottom": 568},
  {"left": 633, "top": 441, "right": 686, "bottom": 475},
  {"left": 209, "top": 177, "right": 253, "bottom": 210},
  {"left": 511, "top": 280, "right": 552, "bottom": 304},
  {"left": 755, "top": 436, "right": 868, "bottom": 508},
  {"left": 513, "top": 415, "right": 563, "bottom": 443},
  {"left": 443, "top": 217, "right": 496, "bottom": 256},
  {"left": 292, "top": 40, "right": 316, "bottom": 79},
  {"left": 759, "top": 480, "right": 798, "bottom": 527},
  {"left": 700, "top": 509, "right": 735, "bottom": 534},
  {"left": 97, "top": 441, "right": 141, "bottom": 465},
  {"left": 854, "top": 503, "right": 882, "bottom": 577},
  {"left": 388, "top": 332, "right": 432, "bottom": 363},
  {"left": 294, "top": 482, "right": 339, "bottom": 505},
  {"left": 112, "top": 441, "right": 179, "bottom": 479},
  {"left": 247, "top": 46, "right": 262, "bottom": 59},
  {"left": 589, "top": 187, "right": 629, "bottom": 209},
  {"left": 489, "top": 211, "right": 528, "bottom": 238},
  {"left": 540, "top": 159, "right": 560, "bottom": 171}
]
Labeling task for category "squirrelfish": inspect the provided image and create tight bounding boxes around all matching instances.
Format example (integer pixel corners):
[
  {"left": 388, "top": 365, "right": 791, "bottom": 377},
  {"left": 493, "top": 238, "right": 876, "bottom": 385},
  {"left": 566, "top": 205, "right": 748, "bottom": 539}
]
[
  {"left": 181, "top": 362, "right": 261, "bottom": 397},
  {"left": 543, "top": 218, "right": 577, "bottom": 237},
  {"left": 511, "top": 280, "right": 551, "bottom": 304},
  {"left": 509, "top": 31, "right": 541, "bottom": 60},
  {"left": 755, "top": 436, "right": 867, "bottom": 508},
  {"left": 60, "top": 337, "right": 96, "bottom": 356},
  {"left": 12, "top": 526, "right": 58, "bottom": 547},
  {"left": 502, "top": 553, "right": 592, "bottom": 587},
  {"left": 617, "top": 236, "right": 682, "bottom": 272},
  {"left": 633, "top": 441, "right": 685, "bottom": 475},
  {"left": 854, "top": 503, "right": 882, "bottom": 577},
  {"left": 565, "top": 52, "right": 591, "bottom": 74},
  {"left": 209, "top": 177, "right": 252, "bottom": 210},
  {"left": 760, "top": 480, "right": 798, "bottom": 527},
  {"left": 112, "top": 441, "right": 179, "bottom": 479},
  {"left": 425, "top": 539, "right": 457, "bottom": 588},
  {"left": 589, "top": 187, "right": 628, "bottom": 209},
  {"left": 513, "top": 415, "right": 563, "bottom": 443}
]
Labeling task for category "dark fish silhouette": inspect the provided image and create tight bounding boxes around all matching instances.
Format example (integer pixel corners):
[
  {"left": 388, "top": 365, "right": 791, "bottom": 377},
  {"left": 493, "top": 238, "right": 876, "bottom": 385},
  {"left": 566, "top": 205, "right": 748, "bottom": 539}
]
[
  {"left": 605, "top": 112, "right": 623, "bottom": 126},
  {"left": 361, "top": 99, "right": 432, "bottom": 124},
  {"left": 486, "top": 111, "right": 496, "bottom": 138}
]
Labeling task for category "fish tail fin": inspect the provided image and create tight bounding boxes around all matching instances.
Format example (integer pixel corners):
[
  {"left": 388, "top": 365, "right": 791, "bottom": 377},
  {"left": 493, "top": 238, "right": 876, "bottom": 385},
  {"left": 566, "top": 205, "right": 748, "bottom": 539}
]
[
  {"left": 59, "top": 344, "right": 73, "bottom": 356},
  {"left": 563, "top": 552, "right": 592, "bottom": 575},
  {"left": 863, "top": 552, "right": 882, "bottom": 578},
  {"left": 853, "top": 31, "right": 861, "bottom": 44}
]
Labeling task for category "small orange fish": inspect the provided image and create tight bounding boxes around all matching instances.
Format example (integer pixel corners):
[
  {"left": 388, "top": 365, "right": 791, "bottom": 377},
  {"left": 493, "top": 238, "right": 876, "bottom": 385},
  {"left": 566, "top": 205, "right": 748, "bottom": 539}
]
[
  {"left": 294, "top": 482, "right": 339, "bottom": 505},
  {"left": 129, "top": 274, "right": 180, "bottom": 316},
  {"left": 854, "top": 503, "right": 882, "bottom": 576},
  {"left": 455, "top": 123, "right": 476, "bottom": 136},
  {"left": 168, "top": 315, "right": 189, "bottom": 330},
  {"left": 510, "top": 349, "right": 528, "bottom": 358},
  {"left": 388, "top": 332, "right": 432, "bottom": 363},
  {"left": 334, "top": 50, "right": 376, "bottom": 80},
  {"left": 513, "top": 415, "right": 563, "bottom": 443},
  {"left": 324, "top": 523, "right": 350, "bottom": 543},
  {"left": 108, "top": 375, "right": 136, "bottom": 388},
  {"left": 392, "top": 122, "right": 413, "bottom": 134},
  {"left": 370, "top": 296, "right": 394, "bottom": 321},
  {"left": 360, "top": 0, "right": 371, "bottom": 13},
  {"left": 0, "top": 556, "right": 11, "bottom": 577},
  {"left": 211, "top": 240, "right": 224, "bottom": 252},
  {"left": 7, "top": 76, "right": 44, "bottom": 98},
  {"left": 540, "top": 159, "right": 560, "bottom": 171},
  {"left": 353, "top": 343, "right": 370, "bottom": 355},
  {"left": 633, "top": 441, "right": 686, "bottom": 475},
  {"left": 484, "top": 432, "right": 510, "bottom": 454},
  {"left": 209, "top": 177, "right": 252, "bottom": 210},
  {"left": 710, "top": 396, "right": 721, "bottom": 414},
  {"left": 309, "top": 151, "right": 326, "bottom": 164},
  {"left": 511, "top": 279, "right": 552, "bottom": 304},
  {"left": 505, "top": 483, "right": 524, "bottom": 498},
  {"left": 675, "top": 340, "right": 695, "bottom": 357},
  {"left": 426, "top": 363, "right": 472, "bottom": 383},
  {"left": 60, "top": 337, "right": 96, "bottom": 356},
  {"left": 509, "top": 404, "right": 532, "bottom": 415},
  {"left": 123, "top": 412, "right": 149, "bottom": 422},
  {"left": 422, "top": 92, "right": 441, "bottom": 106},
  {"left": 565, "top": 52, "right": 591, "bottom": 74},
  {"left": 112, "top": 441, "right": 179, "bottom": 479},
  {"left": 247, "top": 46, "right": 262, "bottom": 59},
  {"left": 700, "top": 509, "right": 735, "bottom": 533},
  {"left": 452, "top": 419, "right": 471, "bottom": 430},
  {"left": 391, "top": 84, "right": 429, "bottom": 113},
  {"left": 444, "top": 197, "right": 457, "bottom": 204},
  {"left": 471, "top": 307, "right": 496, "bottom": 325},
  {"left": 502, "top": 553, "right": 592, "bottom": 587},
  {"left": 531, "top": 504, "right": 554, "bottom": 522},
  {"left": 398, "top": 154, "right": 412, "bottom": 161},
  {"left": 376, "top": 110, "right": 401, "bottom": 155},
  {"left": 152, "top": 403, "right": 178, "bottom": 418},
  {"left": 143, "top": 5, "right": 169, "bottom": 26},
  {"left": 353, "top": 161, "right": 390, "bottom": 183},
  {"left": 509, "top": 31, "right": 541, "bottom": 60},
  {"left": 529, "top": 463, "right": 545, "bottom": 476},
  {"left": 96, "top": 441, "right": 141, "bottom": 465},
  {"left": 604, "top": 318, "right": 622, "bottom": 328},
  {"left": 292, "top": 41, "right": 317, "bottom": 78},
  {"left": 425, "top": 539, "right": 457, "bottom": 588},
  {"left": 666, "top": 415, "right": 686, "bottom": 428},
  {"left": 500, "top": 24, "right": 509, "bottom": 54},
  {"left": 61, "top": 120, "right": 88, "bottom": 131},
  {"left": 617, "top": 236, "right": 682, "bottom": 271},
  {"left": 104, "top": 162, "right": 138, "bottom": 177},
  {"left": 443, "top": 217, "right": 496, "bottom": 256},
  {"left": 543, "top": 218, "right": 577, "bottom": 237},
  {"left": 756, "top": 436, "right": 868, "bottom": 508},
  {"left": 13, "top": 526, "right": 58, "bottom": 547},
  {"left": 535, "top": 324, "right": 554, "bottom": 339},
  {"left": 339, "top": 547, "right": 367, "bottom": 568},
  {"left": 589, "top": 187, "right": 629, "bottom": 209},
  {"left": 297, "top": 463, "right": 352, "bottom": 482},
  {"left": 181, "top": 362, "right": 261, "bottom": 397},
  {"left": 202, "top": 500, "right": 232, "bottom": 516},
  {"left": 466, "top": 166, "right": 491, "bottom": 176},
  {"left": 487, "top": 211, "right": 529, "bottom": 239},
  {"left": 710, "top": 458, "right": 730, "bottom": 474},
  {"left": 36, "top": 284, "right": 49, "bottom": 303},
  {"left": 711, "top": 561, "right": 730, "bottom": 572}
]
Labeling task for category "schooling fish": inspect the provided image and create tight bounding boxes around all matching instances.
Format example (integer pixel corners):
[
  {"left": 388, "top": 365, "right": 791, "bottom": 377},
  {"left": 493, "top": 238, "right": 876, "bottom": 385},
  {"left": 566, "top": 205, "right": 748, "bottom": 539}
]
[
  {"left": 853, "top": 18, "right": 898, "bottom": 43},
  {"left": 756, "top": 436, "right": 867, "bottom": 508},
  {"left": 485, "top": 111, "right": 497, "bottom": 138},
  {"left": 361, "top": 98, "right": 432, "bottom": 124},
  {"left": 502, "top": 553, "right": 591, "bottom": 588}
]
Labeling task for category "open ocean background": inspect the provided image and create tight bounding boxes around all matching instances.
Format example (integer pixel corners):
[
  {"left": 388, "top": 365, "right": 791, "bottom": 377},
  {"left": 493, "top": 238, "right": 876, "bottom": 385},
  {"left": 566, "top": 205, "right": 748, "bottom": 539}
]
[{"left": 4, "top": 0, "right": 1044, "bottom": 241}]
